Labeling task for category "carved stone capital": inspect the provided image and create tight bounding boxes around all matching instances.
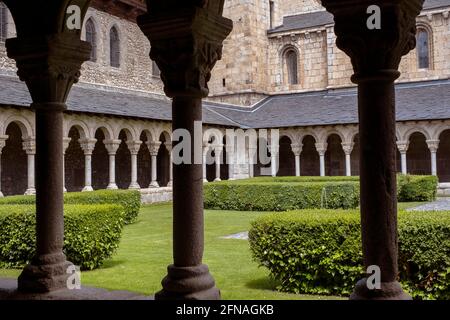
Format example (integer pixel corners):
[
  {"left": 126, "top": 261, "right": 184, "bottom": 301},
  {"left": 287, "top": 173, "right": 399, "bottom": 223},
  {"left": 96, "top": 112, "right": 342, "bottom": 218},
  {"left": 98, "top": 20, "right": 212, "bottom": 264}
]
[
  {"left": 147, "top": 141, "right": 161, "bottom": 156},
  {"left": 315, "top": 142, "right": 328, "bottom": 156},
  {"left": 6, "top": 34, "right": 91, "bottom": 104},
  {"left": 322, "top": 0, "right": 424, "bottom": 80},
  {"left": 0, "top": 135, "right": 9, "bottom": 153},
  {"left": 127, "top": 141, "right": 143, "bottom": 155},
  {"left": 426, "top": 139, "right": 440, "bottom": 153},
  {"left": 104, "top": 139, "right": 122, "bottom": 155},
  {"left": 341, "top": 142, "right": 355, "bottom": 155},
  {"left": 291, "top": 143, "right": 303, "bottom": 156},
  {"left": 396, "top": 140, "right": 409, "bottom": 153},
  {"left": 79, "top": 138, "right": 97, "bottom": 156},
  {"left": 22, "top": 137, "right": 36, "bottom": 155},
  {"left": 62, "top": 137, "right": 72, "bottom": 154},
  {"left": 138, "top": 3, "right": 232, "bottom": 98}
]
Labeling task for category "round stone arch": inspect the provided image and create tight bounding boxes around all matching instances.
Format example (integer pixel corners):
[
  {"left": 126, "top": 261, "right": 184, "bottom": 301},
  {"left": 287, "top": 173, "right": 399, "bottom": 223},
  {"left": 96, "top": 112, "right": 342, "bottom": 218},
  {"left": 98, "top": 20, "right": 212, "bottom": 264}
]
[
  {"left": 65, "top": 120, "right": 90, "bottom": 140},
  {"left": 403, "top": 126, "right": 432, "bottom": 143},
  {"left": 2, "top": 115, "right": 34, "bottom": 139},
  {"left": 93, "top": 124, "right": 114, "bottom": 141},
  {"left": 406, "top": 131, "right": 431, "bottom": 175}
]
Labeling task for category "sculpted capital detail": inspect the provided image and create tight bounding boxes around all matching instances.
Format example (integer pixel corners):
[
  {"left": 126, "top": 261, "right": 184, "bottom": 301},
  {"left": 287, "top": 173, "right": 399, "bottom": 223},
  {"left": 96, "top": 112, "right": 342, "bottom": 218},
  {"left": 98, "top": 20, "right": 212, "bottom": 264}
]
[{"left": 138, "top": 4, "right": 233, "bottom": 98}]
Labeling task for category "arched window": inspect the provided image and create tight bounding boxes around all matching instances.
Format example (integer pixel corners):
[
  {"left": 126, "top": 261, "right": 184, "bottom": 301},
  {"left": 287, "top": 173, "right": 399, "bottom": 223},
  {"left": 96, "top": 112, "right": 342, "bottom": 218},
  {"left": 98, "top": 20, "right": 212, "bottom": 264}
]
[
  {"left": 285, "top": 49, "right": 298, "bottom": 85},
  {"left": 85, "top": 18, "right": 97, "bottom": 62},
  {"left": 417, "top": 28, "right": 430, "bottom": 69},
  {"left": 110, "top": 26, "right": 120, "bottom": 68},
  {"left": 0, "top": 2, "right": 7, "bottom": 42}
]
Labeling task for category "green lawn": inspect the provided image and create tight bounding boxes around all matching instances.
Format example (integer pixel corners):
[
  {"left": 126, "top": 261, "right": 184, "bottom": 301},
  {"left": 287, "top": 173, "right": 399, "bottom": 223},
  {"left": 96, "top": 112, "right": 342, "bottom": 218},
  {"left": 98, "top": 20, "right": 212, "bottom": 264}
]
[{"left": 0, "top": 201, "right": 425, "bottom": 299}]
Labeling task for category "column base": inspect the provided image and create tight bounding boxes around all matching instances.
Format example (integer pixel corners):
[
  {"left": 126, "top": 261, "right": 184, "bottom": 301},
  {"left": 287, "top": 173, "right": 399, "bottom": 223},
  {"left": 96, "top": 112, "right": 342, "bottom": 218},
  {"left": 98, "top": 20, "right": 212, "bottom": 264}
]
[
  {"left": 128, "top": 183, "right": 140, "bottom": 190},
  {"left": 107, "top": 184, "right": 118, "bottom": 190},
  {"left": 350, "top": 278, "right": 412, "bottom": 300},
  {"left": 203, "top": 179, "right": 208, "bottom": 183},
  {"left": 63, "top": 187, "right": 67, "bottom": 193},
  {"left": 0, "top": 191, "right": 3, "bottom": 197},
  {"left": 24, "top": 188, "right": 36, "bottom": 195},
  {"left": 82, "top": 186, "right": 93, "bottom": 192},
  {"left": 214, "top": 178, "right": 221, "bottom": 182},
  {"left": 149, "top": 181, "right": 159, "bottom": 188},
  {"left": 167, "top": 181, "right": 173, "bottom": 187},
  {"left": 18, "top": 253, "right": 73, "bottom": 293},
  {"left": 155, "top": 264, "right": 220, "bottom": 300}
]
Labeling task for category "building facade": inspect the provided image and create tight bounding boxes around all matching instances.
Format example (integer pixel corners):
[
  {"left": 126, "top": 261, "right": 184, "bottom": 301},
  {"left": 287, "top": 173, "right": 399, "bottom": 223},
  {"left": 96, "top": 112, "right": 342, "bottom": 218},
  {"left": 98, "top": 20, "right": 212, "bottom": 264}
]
[{"left": 0, "top": 0, "right": 450, "bottom": 199}]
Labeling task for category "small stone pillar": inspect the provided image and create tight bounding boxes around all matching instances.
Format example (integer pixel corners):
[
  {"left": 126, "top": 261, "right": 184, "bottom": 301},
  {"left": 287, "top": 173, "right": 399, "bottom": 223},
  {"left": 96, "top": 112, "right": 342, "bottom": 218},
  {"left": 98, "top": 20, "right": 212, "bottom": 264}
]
[
  {"left": 80, "top": 138, "right": 97, "bottom": 192},
  {"left": 147, "top": 141, "right": 161, "bottom": 188},
  {"left": 396, "top": 141, "right": 409, "bottom": 175},
  {"left": 342, "top": 142, "right": 354, "bottom": 177},
  {"left": 315, "top": 142, "right": 327, "bottom": 177},
  {"left": 322, "top": 0, "right": 424, "bottom": 300},
  {"left": 23, "top": 137, "right": 36, "bottom": 195},
  {"left": 104, "top": 139, "right": 121, "bottom": 190},
  {"left": 127, "top": 140, "right": 142, "bottom": 190},
  {"left": 0, "top": 135, "right": 7, "bottom": 197},
  {"left": 213, "top": 144, "right": 223, "bottom": 182},
  {"left": 62, "top": 137, "right": 71, "bottom": 192},
  {"left": 138, "top": 0, "right": 232, "bottom": 300},
  {"left": 202, "top": 143, "right": 210, "bottom": 183},
  {"left": 426, "top": 140, "right": 439, "bottom": 176},
  {"left": 291, "top": 143, "right": 303, "bottom": 177},
  {"left": 165, "top": 142, "right": 173, "bottom": 187}
]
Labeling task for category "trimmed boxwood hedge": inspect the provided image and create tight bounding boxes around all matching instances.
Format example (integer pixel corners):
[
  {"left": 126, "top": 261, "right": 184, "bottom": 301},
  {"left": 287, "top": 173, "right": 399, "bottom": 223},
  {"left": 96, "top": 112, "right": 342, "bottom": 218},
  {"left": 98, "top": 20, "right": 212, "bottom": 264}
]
[
  {"left": 0, "top": 189, "right": 141, "bottom": 224},
  {"left": 397, "top": 174, "right": 438, "bottom": 202},
  {"left": 249, "top": 210, "right": 450, "bottom": 300},
  {"left": 0, "top": 204, "right": 125, "bottom": 270},
  {"left": 204, "top": 182, "right": 360, "bottom": 211}
]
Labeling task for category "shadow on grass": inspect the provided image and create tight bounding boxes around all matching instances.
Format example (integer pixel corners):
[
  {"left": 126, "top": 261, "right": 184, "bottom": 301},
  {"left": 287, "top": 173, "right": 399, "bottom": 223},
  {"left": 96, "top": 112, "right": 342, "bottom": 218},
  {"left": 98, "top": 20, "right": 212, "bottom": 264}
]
[
  {"left": 245, "top": 277, "right": 280, "bottom": 291},
  {"left": 97, "top": 259, "right": 126, "bottom": 269}
]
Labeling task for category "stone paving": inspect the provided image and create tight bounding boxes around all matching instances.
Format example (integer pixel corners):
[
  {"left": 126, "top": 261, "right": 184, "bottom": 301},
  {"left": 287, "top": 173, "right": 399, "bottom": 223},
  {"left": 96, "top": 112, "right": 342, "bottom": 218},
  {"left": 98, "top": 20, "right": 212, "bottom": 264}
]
[{"left": 407, "top": 197, "right": 450, "bottom": 211}]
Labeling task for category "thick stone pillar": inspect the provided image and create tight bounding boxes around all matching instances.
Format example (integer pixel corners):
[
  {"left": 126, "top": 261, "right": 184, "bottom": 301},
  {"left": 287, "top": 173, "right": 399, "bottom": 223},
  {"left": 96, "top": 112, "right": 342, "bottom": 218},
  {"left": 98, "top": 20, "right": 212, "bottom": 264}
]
[
  {"left": 322, "top": 0, "right": 423, "bottom": 300},
  {"left": 138, "top": 1, "right": 232, "bottom": 300},
  {"left": 315, "top": 143, "right": 327, "bottom": 177},
  {"left": 62, "top": 137, "right": 71, "bottom": 193},
  {"left": 342, "top": 142, "right": 354, "bottom": 177},
  {"left": 0, "top": 135, "right": 7, "bottom": 197},
  {"left": 104, "top": 139, "right": 121, "bottom": 190},
  {"left": 214, "top": 144, "right": 223, "bottom": 182},
  {"left": 80, "top": 138, "right": 96, "bottom": 192},
  {"left": 6, "top": 32, "right": 91, "bottom": 292},
  {"left": 396, "top": 141, "right": 409, "bottom": 175},
  {"left": 426, "top": 140, "right": 439, "bottom": 176},
  {"left": 202, "top": 144, "right": 209, "bottom": 183},
  {"left": 23, "top": 138, "right": 36, "bottom": 195},
  {"left": 127, "top": 141, "right": 142, "bottom": 190},
  {"left": 147, "top": 141, "right": 161, "bottom": 188},
  {"left": 165, "top": 142, "right": 173, "bottom": 187},
  {"left": 291, "top": 143, "right": 303, "bottom": 177}
]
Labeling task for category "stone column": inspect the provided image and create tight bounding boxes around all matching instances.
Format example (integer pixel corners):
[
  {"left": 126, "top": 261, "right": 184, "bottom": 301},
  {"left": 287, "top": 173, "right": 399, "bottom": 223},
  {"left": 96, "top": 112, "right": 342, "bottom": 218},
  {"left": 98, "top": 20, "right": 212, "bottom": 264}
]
[
  {"left": 23, "top": 138, "right": 36, "bottom": 195},
  {"left": 270, "top": 143, "right": 279, "bottom": 177},
  {"left": 291, "top": 143, "right": 303, "bottom": 177},
  {"left": 62, "top": 137, "right": 71, "bottom": 192},
  {"left": 248, "top": 146, "right": 257, "bottom": 178},
  {"left": 104, "top": 139, "right": 121, "bottom": 190},
  {"left": 79, "top": 138, "right": 96, "bottom": 192},
  {"left": 0, "top": 135, "right": 7, "bottom": 197},
  {"left": 127, "top": 141, "right": 142, "bottom": 190},
  {"left": 396, "top": 141, "right": 409, "bottom": 175},
  {"left": 202, "top": 144, "right": 209, "bottom": 183},
  {"left": 165, "top": 142, "right": 173, "bottom": 187},
  {"left": 226, "top": 145, "right": 235, "bottom": 180},
  {"left": 315, "top": 143, "right": 327, "bottom": 177},
  {"left": 342, "top": 142, "right": 354, "bottom": 177},
  {"left": 322, "top": 0, "right": 423, "bottom": 300},
  {"left": 6, "top": 32, "right": 91, "bottom": 292},
  {"left": 147, "top": 141, "right": 161, "bottom": 188},
  {"left": 214, "top": 144, "right": 223, "bottom": 182},
  {"left": 426, "top": 140, "right": 439, "bottom": 176},
  {"left": 138, "top": 1, "right": 232, "bottom": 300}
]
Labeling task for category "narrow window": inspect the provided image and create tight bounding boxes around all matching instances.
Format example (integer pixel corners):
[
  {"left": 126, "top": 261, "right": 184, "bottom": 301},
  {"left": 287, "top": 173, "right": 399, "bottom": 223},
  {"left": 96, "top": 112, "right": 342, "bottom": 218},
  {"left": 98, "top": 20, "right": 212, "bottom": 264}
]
[
  {"left": 269, "top": 1, "right": 275, "bottom": 29},
  {"left": 417, "top": 28, "right": 430, "bottom": 69},
  {"left": 0, "top": 2, "right": 7, "bottom": 42},
  {"left": 222, "top": 78, "right": 226, "bottom": 87},
  {"left": 152, "top": 60, "right": 160, "bottom": 77},
  {"left": 285, "top": 50, "right": 298, "bottom": 85},
  {"left": 110, "top": 26, "right": 120, "bottom": 68},
  {"left": 85, "top": 18, "right": 97, "bottom": 62}
]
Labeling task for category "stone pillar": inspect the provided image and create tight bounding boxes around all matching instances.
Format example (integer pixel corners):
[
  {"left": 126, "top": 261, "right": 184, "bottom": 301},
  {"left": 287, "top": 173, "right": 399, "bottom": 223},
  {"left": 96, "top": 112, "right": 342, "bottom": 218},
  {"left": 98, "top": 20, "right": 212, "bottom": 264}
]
[
  {"left": 104, "top": 139, "right": 121, "bottom": 190},
  {"left": 23, "top": 138, "right": 36, "bottom": 195},
  {"left": 342, "top": 142, "right": 354, "bottom": 177},
  {"left": 322, "top": 0, "right": 423, "bottom": 300},
  {"left": 79, "top": 138, "right": 96, "bottom": 192},
  {"left": 396, "top": 141, "right": 409, "bottom": 175},
  {"left": 426, "top": 140, "right": 439, "bottom": 176},
  {"left": 291, "top": 143, "right": 303, "bottom": 177},
  {"left": 6, "top": 32, "right": 91, "bottom": 292},
  {"left": 147, "top": 141, "right": 161, "bottom": 188},
  {"left": 138, "top": 1, "right": 232, "bottom": 300},
  {"left": 165, "top": 142, "right": 173, "bottom": 187},
  {"left": 214, "top": 144, "right": 223, "bottom": 182},
  {"left": 270, "top": 144, "right": 279, "bottom": 177},
  {"left": 127, "top": 141, "right": 142, "bottom": 190},
  {"left": 202, "top": 144, "right": 209, "bottom": 183},
  {"left": 248, "top": 146, "right": 257, "bottom": 178},
  {"left": 62, "top": 137, "right": 71, "bottom": 192},
  {"left": 315, "top": 143, "right": 327, "bottom": 177},
  {"left": 0, "top": 135, "right": 7, "bottom": 197},
  {"left": 226, "top": 145, "right": 235, "bottom": 180}
]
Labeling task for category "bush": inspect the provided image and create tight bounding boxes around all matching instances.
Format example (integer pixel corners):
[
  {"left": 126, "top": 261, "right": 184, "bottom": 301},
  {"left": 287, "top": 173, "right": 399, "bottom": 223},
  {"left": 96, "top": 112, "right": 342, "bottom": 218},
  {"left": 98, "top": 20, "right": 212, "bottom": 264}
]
[
  {"left": 398, "top": 174, "right": 438, "bottom": 202},
  {"left": 249, "top": 210, "right": 450, "bottom": 300},
  {"left": 204, "top": 182, "right": 360, "bottom": 211},
  {"left": 0, "top": 189, "right": 141, "bottom": 224},
  {"left": 0, "top": 204, "right": 125, "bottom": 270}
]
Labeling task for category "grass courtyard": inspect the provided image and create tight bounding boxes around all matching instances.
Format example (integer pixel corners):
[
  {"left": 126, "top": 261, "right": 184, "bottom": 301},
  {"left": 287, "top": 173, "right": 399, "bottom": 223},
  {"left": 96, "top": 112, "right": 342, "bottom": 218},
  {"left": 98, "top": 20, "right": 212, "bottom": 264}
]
[{"left": 0, "top": 201, "right": 423, "bottom": 300}]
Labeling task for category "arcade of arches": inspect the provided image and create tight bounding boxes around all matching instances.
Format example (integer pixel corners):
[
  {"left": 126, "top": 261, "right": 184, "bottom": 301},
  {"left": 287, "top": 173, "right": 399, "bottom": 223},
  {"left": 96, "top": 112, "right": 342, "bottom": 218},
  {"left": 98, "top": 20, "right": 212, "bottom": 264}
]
[{"left": 1, "top": 107, "right": 450, "bottom": 197}]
